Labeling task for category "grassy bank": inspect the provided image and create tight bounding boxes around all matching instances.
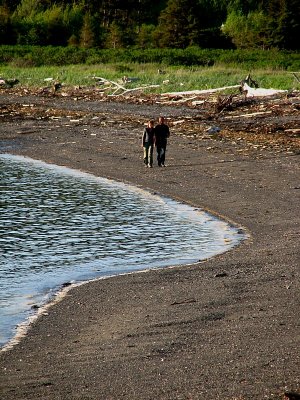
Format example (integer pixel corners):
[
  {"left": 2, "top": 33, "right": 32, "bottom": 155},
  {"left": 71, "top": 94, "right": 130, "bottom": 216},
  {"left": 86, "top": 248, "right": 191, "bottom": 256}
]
[
  {"left": 1, "top": 46, "right": 299, "bottom": 92},
  {"left": 1, "top": 63, "right": 299, "bottom": 93}
]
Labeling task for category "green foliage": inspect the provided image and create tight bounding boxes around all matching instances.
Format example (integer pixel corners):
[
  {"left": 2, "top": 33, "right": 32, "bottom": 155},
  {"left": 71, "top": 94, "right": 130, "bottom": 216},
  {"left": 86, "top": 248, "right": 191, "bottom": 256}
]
[
  {"left": 12, "top": 0, "right": 42, "bottom": 19},
  {"left": 105, "top": 22, "right": 124, "bottom": 49},
  {"left": 0, "top": 0, "right": 299, "bottom": 50},
  {"left": 0, "top": 46, "right": 299, "bottom": 72},
  {"left": 222, "top": 10, "right": 270, "bottom": 49},
  {"left": 226, "top": 0, "right": 300, "bottom": 50},
  {"left": 136, "top": 24, "right": 156, "bottom": 49},
  {"left": 155, "top": 0, "right": 197, "bottom": 48},
  {"left": 0, "top": 62, "right": 298, "bottom": 92},
  {"left": 80, "top": 14, "right": 95, "bottom": 48}
]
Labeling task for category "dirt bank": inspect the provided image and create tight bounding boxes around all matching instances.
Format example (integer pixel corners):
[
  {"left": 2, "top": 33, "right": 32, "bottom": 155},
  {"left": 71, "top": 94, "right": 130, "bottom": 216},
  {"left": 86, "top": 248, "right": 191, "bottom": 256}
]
[{"left": 0, "top": 89, "right": 299, "bottom": 400}]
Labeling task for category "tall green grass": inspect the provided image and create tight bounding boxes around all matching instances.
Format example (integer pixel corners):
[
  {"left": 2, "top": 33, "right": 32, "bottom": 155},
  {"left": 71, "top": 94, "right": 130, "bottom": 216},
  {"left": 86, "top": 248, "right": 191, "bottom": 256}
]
[
  {"left": 0, "top": 46, "right": 299, "bottom": 92},
  {"left": 1, "top": 63, "right": 299, "bottom": 92}
]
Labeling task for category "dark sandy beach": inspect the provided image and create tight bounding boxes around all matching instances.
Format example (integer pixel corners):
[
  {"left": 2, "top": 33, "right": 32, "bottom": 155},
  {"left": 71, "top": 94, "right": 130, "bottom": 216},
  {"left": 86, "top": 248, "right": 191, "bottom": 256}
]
[{"left": 0, "top": 91, "right": 299, "bottom": 400}]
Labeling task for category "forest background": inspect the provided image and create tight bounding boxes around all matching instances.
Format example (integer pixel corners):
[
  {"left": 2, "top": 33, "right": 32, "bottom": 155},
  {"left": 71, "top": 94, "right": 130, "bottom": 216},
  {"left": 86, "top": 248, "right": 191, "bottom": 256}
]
[
  {"left": 0, "top": 0, "right": 299, "bottom": 91},
  {"left": 0, "top": 0, "right": 299, "bottom": 50}
]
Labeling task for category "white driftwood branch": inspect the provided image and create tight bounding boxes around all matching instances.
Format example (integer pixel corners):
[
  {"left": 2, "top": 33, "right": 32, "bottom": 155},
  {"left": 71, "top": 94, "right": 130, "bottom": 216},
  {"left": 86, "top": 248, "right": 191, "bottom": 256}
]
[
  {"left": 224, "top": 111, "right": 272, "bottom": 119},
  {"left": 242, "top": 83, "right": 287, "bottom": 97},
  {"left": 92, "top": 76, "right": 126, "bottom": 91},
  {"left": 161, "top": 85, "right": 240, "bottom": 97},
  {"left": 109, "top": 84, "right": 160, "bottom": 97}
]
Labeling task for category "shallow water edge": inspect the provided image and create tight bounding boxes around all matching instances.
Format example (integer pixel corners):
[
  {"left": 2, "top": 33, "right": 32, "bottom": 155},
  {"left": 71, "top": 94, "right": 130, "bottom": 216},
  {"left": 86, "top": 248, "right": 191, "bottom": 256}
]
[{"left": 0, "top": 154, "right": 248, "bottom": 352}]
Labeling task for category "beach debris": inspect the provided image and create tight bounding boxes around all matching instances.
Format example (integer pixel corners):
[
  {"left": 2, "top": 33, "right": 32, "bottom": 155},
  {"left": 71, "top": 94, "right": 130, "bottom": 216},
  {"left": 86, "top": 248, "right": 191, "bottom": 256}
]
[
  {"left": 207, "top": 126, "right": 221, "bottom": 134},
  {"left": 238, "top": 73, "right": 288, "bottom": 98},
  {"left": 241, "top": 82, "right": 287, "bottom": 98},
  {"left": 162, "top": 85, "right": 240, "bottom": 97},
  {"left": 0, "top": 78, "right": 20, "bottom": 88},
  {"left": 241, "top": 73, "right": 259, "bottom": 89},
  {"left": 89, "top": 76, "right": 155, "bottom": 96},
  {"left": 53, "top": 81, "right": 62, "bottom": 93},
  {"left": 214, "top": 272, "right": 228, "bottom": 278},
  {"left": 1, "top": 78, "right": 299, "bottom": 154},
  {"left": 39, "top": 80, "right": 62, "bottom": 96},
  {"left": 215, "top": 94, "right": 235, "bottom": 113},
  {"left": 122, "top": 76, "right": 140, "bottom": 84},
  {"left": 284, "top": 392, "right": 300, "bottom": 400},
  {"left": 91, "top": 76, "right": 110, "bottom": 86},
  {"left": 224, "top": 111, "right": 273, "bottom": 119},
  {"left": 173, "top": 119, "right": 185, "bottom": 125},
  {"left": 192, "top": 100, "right": 206, "bottom": 106},
  {"left": 61, "top": 281, "right": 72, "bottom": 288},
  {"left": 171, "top": 298, "right": 197, "bottom": 305}
]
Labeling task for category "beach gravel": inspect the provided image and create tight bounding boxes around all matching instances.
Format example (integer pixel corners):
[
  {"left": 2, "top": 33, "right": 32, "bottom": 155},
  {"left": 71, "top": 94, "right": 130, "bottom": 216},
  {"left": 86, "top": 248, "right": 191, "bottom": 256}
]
[{"left": 0, "top": 91, "right": 299, "bottom": 400}]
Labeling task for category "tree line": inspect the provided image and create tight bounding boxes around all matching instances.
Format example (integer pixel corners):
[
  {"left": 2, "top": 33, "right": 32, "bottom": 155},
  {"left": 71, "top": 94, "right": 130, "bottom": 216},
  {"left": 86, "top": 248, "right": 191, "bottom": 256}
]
[{"left": 0, "top": 0, "right": 299, "bottom": 50}]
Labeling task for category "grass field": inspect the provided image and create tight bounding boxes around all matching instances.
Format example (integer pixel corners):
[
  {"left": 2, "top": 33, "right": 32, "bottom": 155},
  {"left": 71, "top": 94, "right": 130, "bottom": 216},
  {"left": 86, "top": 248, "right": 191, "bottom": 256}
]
[{"left": 1, "top": 63, "right": 299, "bottom": 93}]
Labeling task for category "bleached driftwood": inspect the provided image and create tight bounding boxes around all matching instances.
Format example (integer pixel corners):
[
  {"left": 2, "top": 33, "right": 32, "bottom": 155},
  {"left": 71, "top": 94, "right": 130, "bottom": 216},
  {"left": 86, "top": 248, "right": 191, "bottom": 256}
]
[
  {"left": 224, "top": 111, "right": 272, "bottom": 119},
  {"left": 172, "top": 119, "right": 185, "bottom": 125},
  {"left": 92, "top": 76, "right": 160, "bottom": 96},
  {"left": 192, "top": 100, "right": 206, "bottom": 106},
  {"left": 109, "top": 84, "right": 160, "bottom": 97},
  {"left": 242, "top": 82, "right": 287, "bottom": 98},
  {"left": 91, "top": 76, "right": 126, "bottom": 95},
  {"left": 90, "top": 76, "right": 287, "bottom": 100},
  {"left": 161, "top": 85, "right": 241, "bottom": 97}
]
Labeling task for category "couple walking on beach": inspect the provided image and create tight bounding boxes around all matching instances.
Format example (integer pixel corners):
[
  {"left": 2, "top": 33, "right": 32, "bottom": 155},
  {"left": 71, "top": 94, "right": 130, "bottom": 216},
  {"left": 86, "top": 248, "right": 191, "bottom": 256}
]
[{"left": 142, "top": 116, "right": 170, "bottom": 168}]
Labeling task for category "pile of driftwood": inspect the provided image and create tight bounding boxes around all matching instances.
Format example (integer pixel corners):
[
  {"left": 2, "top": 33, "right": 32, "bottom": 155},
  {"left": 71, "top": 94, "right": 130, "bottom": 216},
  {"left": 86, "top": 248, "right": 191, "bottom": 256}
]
[
  {"left": 159, "top": 74, "right": 288, "bottom": 112},
  {"left": 91, "top": 76, "right": 160, "bottom": 96},
  {"left": 86, "top": 74, "right": 288, "bottom": 113},
  {"left": 1, "top": 72, "right": 293, "bottom": 115}
]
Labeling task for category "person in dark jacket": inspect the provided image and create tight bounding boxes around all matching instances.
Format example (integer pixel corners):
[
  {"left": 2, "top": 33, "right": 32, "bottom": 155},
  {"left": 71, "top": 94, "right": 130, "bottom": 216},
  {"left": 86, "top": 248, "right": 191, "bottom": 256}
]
[
  {"left": 154, "top": 116, "right": 170, "bottom": 167},
  {"left": 142, "top": 120, "right": 155, "bottom": 167}
]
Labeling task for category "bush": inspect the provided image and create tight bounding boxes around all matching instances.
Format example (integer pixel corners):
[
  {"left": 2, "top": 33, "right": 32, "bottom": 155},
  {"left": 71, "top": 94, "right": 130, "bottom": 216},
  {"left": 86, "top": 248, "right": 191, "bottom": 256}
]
[{"left": 0, "top": 45, "right": 299, "bottom": 71}]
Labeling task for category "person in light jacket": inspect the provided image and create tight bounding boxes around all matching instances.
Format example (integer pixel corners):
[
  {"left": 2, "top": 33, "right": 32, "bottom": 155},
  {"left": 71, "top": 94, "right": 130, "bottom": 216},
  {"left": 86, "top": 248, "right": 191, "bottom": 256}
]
[{"left": 142, "top": 120, "right": 155, "bottom": 168}]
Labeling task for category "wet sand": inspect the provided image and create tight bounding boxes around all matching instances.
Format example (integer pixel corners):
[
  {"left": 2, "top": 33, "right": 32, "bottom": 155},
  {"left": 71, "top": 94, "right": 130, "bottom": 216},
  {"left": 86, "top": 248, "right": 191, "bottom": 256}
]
[{"left": 0, "top": 94, "right": 299, "bottom": 399}]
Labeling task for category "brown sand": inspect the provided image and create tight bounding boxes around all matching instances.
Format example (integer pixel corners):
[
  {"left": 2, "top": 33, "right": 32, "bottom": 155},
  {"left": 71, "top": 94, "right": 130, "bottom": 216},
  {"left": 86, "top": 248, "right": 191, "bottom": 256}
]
[{"left": 0, "top": 93, "right": 299, "bottom": 400}]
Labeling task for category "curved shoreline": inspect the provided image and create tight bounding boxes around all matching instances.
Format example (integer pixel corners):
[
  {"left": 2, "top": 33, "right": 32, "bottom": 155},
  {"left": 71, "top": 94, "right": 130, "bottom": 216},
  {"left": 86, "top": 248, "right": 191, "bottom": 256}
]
[
  {"left": 0, "top": 96, "right": 299, "bottom": 399},
  {"left": 0, "top": 153, "right": 246, "bottom": 353}
]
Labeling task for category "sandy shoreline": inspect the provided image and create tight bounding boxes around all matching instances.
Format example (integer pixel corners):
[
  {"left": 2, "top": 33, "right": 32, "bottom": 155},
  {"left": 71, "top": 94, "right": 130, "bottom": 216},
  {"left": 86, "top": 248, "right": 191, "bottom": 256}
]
[{"left": 0, "top": 94, "right": 299, "bottom": 399}]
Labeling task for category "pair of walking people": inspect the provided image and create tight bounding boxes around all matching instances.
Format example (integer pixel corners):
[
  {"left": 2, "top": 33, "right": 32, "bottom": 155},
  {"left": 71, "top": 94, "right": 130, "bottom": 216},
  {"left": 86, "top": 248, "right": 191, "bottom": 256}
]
[{"left": 142, "top": 117, "right": 170, "bottom": 168}]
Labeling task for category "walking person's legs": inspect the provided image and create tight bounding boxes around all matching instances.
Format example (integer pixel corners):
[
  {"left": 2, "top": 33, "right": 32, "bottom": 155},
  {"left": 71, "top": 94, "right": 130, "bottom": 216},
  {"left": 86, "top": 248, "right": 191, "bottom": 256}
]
[
  {"left": 143, "top": 145, "right": 149, "bottom": 166},
  {"left": 161, "top": 146, "right": 166, "bottom": 166},
  {"left": 148, "top": 145, "right": 153, "bottom": 167},
  {"left": 157, "top": 147, "right": 165, "bottom": 166},
  {"left": 157, "top": 146, "right": 162, "bottom": 166}
]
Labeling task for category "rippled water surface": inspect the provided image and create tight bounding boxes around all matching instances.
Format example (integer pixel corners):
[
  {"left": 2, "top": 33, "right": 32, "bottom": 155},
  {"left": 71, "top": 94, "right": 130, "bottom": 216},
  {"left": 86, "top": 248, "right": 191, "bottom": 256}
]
[{"left": 0, "top": 154, "right": 243, "bottom": 347}]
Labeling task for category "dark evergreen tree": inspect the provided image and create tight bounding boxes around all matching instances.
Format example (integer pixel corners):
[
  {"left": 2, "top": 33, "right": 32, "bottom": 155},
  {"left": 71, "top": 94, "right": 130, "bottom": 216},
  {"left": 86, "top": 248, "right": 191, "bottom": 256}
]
[
  {"left": 155, "top": 0, "right": 230, "bottom": 48},
  {"left": 105, "top": 20, "right": 124, "bottom": 48},
  {"left": 0, "top": 5, "right": 14, "bottom": 44},
  {"left": 265, "top": 0, "right": 300, "bottom": 49},
  {"left": 0, "top": 0, "right": 298, "bottom": 49},
  {"left": 155, "top": 0, "right": 200, "bottom": 48},
  {"left": 136, "top": 23, "right": 156, "bottom": 48},
  {"left": 80, "top": 13, "right": 95, "bottom": 48}
]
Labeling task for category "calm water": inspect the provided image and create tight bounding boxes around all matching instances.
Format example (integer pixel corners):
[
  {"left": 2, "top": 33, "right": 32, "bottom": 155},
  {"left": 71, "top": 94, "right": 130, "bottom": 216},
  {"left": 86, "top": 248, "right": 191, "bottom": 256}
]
[{"left": 0, "top": 154, "right": 244, "bottom": 347}]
